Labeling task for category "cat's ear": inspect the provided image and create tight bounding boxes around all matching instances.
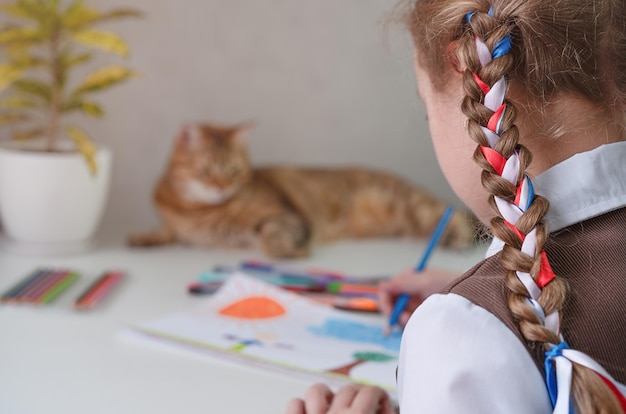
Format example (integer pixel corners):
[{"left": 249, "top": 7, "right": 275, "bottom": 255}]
[
  {"left": 233, "top": 121, "right": 255, "bottom": 146},
  {"left": 177, "top": 124, "right": 203, "bottom": 149}
]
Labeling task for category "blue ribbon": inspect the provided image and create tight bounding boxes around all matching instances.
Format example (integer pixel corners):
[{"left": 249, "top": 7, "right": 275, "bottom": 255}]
[
  {"left": 492, "top": 35, "right": 512, "bottom": 58},
  {"left": 467, "top": 6, "right": 493, "bottom": 22},
  {"left": 522, "top": 175, "right": 535, "bottom": 210},
  {"left": 544, "top": 341, "right": 571, "bottom": 409}
]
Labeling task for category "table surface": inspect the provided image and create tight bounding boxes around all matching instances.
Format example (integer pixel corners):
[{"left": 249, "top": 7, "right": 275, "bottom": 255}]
[{"left": 0, "top": 234, "right": 488, "bottom": 414}]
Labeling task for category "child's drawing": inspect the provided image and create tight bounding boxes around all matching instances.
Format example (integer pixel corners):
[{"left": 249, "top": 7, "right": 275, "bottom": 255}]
[
  {"left": 224, "top": 333, "right": 294, "bottom": 352},
  {"left": 219, "top": 296, "right": 286, "bottom": 320},
  {"left": 307, "top": 318, "right": 402, "bottom": 351},
  {"left": 328, "top": 351, "right": 395, "bottom": 376},
  {"left": 134, "top": 273, "right": 400, "bottom": 391}
]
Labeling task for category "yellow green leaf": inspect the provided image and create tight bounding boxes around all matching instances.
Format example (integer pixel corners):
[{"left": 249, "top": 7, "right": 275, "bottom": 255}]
[
  {"left": 60, "top": 51, "right": 91, "bottom": 68},
  {"left": 0, "top": 112, "right": 28, "bottom": 125},
  {"left": 78, "top": 101, "right": 103, "bottom": 117},
  {"left": 13, "top": 78, "right": 51, "bottom": 102},
  {"left": 12, "top": 127, "right": 43, "bottom": 140},
  {"left": 5, "top": 45, "right": 47, "bottom": 68},
  {"left": 0, "top": 1, "right": 52, "bottom": 22},
  {"left": 66, "top": 125, "right": 97, "bottom": 174},
  {"left": 10, "top": 0, "right": 59, "bottom": 23},
  {"left": 62, "top": 99, "right": 103, "bottom": 117},
  {"left": 0, "top": 4, "right": 34, "bottom": 20},
  {"left": 0, "top": 26, "right": 45, "bottom": 46},
  {"left": 0, "top": 95, "right": 39, "bottom": 109},
  {"left": 62, "top": 0, "right": 100, "bottom": 30},
  {"left": 72, "top": 65, "right": 136, "bottom": 95},
  {"left": 0, "top": 64, "right": 24, "bottom": 93},
  {"left": 71, "top": 29, "right": 129, "bottom": 57},
  {"left": 62, "top": 0, "right": 141, "bottom": 29},
  {"left": 86, "top": 8, "right": 142, "bottom": 24}
]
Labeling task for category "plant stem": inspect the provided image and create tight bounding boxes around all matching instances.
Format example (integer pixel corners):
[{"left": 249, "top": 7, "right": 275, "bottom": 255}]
[{"left": 47, "top": 28, "right": 62, "bottom": 152}]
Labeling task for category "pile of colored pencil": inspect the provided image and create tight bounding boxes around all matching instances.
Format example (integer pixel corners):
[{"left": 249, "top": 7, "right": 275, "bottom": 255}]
[
  {"left": 190, "top": 261, "right": 382, "bottom": 313},
  {"left": 1, "top": 269, "right": 125, "bottom": 309},
  {"left": 1, "top": 268, "right": 78, "bottom": 305},
  {"left": 74, "top": 271, "right": 124, "bottom": 310}
]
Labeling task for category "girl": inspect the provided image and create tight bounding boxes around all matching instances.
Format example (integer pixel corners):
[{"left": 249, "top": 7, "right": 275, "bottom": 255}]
[{"left": 287, "top": 0, "right": 626, "bottom": 413}]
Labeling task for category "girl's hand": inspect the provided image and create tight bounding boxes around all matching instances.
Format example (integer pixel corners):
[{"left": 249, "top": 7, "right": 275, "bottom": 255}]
[
  {"left": 378, "top": 267, "right": 459, "bottom": 326},
  {"left": 286, "top": 383, "right": 394, "bottom": 414}
]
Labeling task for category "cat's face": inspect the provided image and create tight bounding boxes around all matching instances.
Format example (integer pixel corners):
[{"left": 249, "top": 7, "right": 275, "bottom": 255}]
[{"left": 168, "top": 123, "right": 252, "bottom": 205}]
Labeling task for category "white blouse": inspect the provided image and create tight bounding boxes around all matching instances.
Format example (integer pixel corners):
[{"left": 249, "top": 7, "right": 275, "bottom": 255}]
[{"left": 397, "top": 142, "right": 626, "bottom": 412}]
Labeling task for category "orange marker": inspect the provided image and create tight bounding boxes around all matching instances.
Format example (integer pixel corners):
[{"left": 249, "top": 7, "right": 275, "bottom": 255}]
[
  {"left": 300, "top": 293, "right": 379, "bottom": 313},
  {"left": 332, "top": 297, "right": 379, "bottom": 313}
]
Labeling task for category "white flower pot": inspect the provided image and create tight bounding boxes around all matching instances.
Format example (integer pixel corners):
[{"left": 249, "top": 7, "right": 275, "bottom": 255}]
[{"left": 0, "top": 143, "right": 112, "bottom": 255}]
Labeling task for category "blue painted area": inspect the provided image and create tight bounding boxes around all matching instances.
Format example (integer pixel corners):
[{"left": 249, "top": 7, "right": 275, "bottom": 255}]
[{"left": 307, "top": 318, "right": 402, "bottom": 351}]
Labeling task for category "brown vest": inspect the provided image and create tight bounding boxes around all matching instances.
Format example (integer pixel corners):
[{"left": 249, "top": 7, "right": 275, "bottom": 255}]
[{"left": 443, "top": 207, "right": 626, "bottom": 382}]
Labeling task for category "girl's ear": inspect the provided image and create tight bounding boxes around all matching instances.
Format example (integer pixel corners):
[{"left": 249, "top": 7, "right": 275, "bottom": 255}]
[{"left": 446, "top": 40, "right": 466, "bottom": 74}]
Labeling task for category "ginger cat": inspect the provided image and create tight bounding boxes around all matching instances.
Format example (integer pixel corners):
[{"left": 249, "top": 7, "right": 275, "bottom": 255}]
[{"left": 128, "top": 123, "right": 476, "bottom": 258}]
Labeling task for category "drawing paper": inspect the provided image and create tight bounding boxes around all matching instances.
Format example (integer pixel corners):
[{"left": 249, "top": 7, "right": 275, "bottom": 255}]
[{"left": 132, "top": 272, "right": 401, "bottom": 391}]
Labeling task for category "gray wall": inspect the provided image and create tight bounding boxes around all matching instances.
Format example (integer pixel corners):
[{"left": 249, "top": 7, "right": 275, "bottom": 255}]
[{"left": 83, "top": 0, "right": 459, "bottom": 235}]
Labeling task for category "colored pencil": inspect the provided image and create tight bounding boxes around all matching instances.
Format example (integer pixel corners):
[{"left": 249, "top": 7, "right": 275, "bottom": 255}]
[
  {"left": 23, "top": 270, "right": 68, "bottom": 303},
  {"left": 384, "top": 205, "right": 456, "bottom": 336},
  {"left": 18, "top": 270, "right": 58, "bottom": 301},
  {"left": 325, "top": 281, "right": 379, "bottom": 296},
  {"left": 74, "top": 271, "right": 124, "bottom": 309},
  {"left": 40, "top": 271, "right": 79, "bottom": 304},
  {"left": 1, "top": 269, "right": 47, "bottom": 302}
]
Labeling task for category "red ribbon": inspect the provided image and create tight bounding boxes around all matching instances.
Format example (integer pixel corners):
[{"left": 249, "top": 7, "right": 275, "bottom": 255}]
[
  {"left": 503, "top": 220, "right": 556, "bottom": 289},
  {"left": 473, "top": 72, "right": 491, "bottom": 94},
  {"left": 480, "top": 146, "right": 506, "bottom": 175},
  {"left": 487, "top": 103, "right": 506, "bottom": 133},
  {"left": 537, "top": 251, "right": 556, "bottom": 288},
  {"left": 598, "top": 373, "right": 626, "bottom": 413},
  {"left": 514, "top": 182, "right": 523, "bottom": 206}
]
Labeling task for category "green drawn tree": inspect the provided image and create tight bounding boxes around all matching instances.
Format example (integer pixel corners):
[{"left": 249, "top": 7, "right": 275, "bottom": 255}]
[{"left": 328, "top": 351, "right": 395, "bottom": 376}]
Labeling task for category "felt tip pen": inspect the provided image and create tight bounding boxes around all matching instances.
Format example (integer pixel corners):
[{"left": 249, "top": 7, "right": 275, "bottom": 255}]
[
  {"left": 325, "top": 281, "right": 379, "bottom": 296},
  {"left": 188, "top": 278, "right": 326, "bottom": 295},
  {"left": 384, "top": 205, "right": 456, "bottom": 336},
  {"left": 297, "top": 292, "right": 379, "bottom": 313},
  {"left": 332, "top": 297, "right": 379, "bottom": 313},
  {"left": 188, "top": 281, "right": 224, "bottom": 295},
  {"left": 213, "top": 265, "right": 336, "bottom": 287},
  {"left": 240, "top": 260, "right": 384, "bottom": 285}
]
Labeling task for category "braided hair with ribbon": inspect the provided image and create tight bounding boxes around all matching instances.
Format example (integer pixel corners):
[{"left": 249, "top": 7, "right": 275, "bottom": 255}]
[{"left": 461, "top": 6, "right": 626, "bottom": 414}]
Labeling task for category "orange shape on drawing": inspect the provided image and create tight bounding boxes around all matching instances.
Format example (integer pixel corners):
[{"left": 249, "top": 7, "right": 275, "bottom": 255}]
[{"left": 219, "top": 296, "right": 286, "bottom": 320}]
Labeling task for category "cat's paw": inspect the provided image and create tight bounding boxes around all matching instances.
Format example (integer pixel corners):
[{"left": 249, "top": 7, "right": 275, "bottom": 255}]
[
  {"left": 258, "top": 219, "right": 311, "bottom": 258},
  {"left": 127, "top": 229, "right": 175, "bottom": 247}
]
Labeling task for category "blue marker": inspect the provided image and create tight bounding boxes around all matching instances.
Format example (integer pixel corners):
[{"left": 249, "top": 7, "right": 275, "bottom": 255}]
[{"left": 384, "top": 205, "right": 456, "bottom": 336}]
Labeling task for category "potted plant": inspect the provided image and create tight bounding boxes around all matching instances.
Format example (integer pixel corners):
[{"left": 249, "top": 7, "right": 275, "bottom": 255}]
[{"left": 0, "top": 0, "right": 140, "bottom": 255}]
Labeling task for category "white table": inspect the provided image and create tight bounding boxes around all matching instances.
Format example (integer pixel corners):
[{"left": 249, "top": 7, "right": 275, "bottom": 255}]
[{"left": 0, "top": 235, "right": 487, "bottom": 414}]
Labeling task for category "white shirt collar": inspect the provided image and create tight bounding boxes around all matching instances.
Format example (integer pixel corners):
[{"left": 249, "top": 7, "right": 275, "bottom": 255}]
[{"left": 486, "top": 141, "right": 626, "bottom": 257}]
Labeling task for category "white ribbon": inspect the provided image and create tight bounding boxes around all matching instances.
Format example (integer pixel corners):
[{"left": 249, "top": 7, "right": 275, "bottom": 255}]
[
  {"left": 476, "top": 37, "right": 492, "bottom": 66},
  {"left": 501, "top": 151, "right": 520, "bottom": 184},
  {"left": 484, "top": 77, "right": 507, "bottom": 111}
]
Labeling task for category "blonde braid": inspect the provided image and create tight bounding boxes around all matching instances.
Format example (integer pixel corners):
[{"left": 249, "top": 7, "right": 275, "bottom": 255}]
[{"left": 460, "top": 6, "right": 624, "bottom": 413}]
